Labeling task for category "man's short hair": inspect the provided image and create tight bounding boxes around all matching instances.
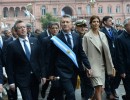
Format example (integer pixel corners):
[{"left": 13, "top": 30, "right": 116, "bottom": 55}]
[
  {"left": 61, "top": 14, "right": 72, "bottom": 21},
  {"left": 102, "top": 16, "right": 113, "bottom": 24},
  {"left": 26, "top": 23, "right": 32, "bottom": 28},
  {"left": 14, "top": 20, "right": 24, "bottom": 31},
  {"left": 47, "top": 22, "right": 59, "bottom": 28}
]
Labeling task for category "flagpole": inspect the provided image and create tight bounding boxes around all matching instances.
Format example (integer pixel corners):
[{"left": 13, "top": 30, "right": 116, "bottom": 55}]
[{"left": 26, "top": 3, "right": 35, "bottom": 33}]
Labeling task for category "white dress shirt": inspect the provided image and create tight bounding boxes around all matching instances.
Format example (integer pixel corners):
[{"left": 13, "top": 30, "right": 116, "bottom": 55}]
[{"left": 19, "top": 37, "right": 31, "bottom": 54}]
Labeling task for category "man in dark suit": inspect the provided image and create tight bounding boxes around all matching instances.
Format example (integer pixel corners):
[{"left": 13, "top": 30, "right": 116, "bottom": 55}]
[
  {"left": 0, "top": 30, "right": 6, "bottom": 66},
  {"left": 115, "top": 24, "right": 124, "bottom": 35},
  {"left": 38, "top": 22, "right": 54, "bottom": 43},
  {"left": 41, "top": 22, "right": 62, "bottom": 100},
  {"left": 5, "top": 20, "right": 46, "bottom": 100},
  {"left": 49, "top": 14, "right": 92, "bottom": 100},
  {"left": 100, "top": 16, "right": 119, "bottom": 100},
  {"left": 74, "top": 19, "right": 94, "bottom": 99},
  {"left": 3, "top": 29, "right": 12, "bottom": 40},
  {"left": 26, "top": 23, "right": 34, "bottom": 38},
  {"left": 2, "top": 27, "right": 19, "bottom": 100},
  {"left": 116, "top": 18, "right": 130, "bottom": 100},
  {"left": 39, "top": 22, "right": 60, "bottom": 99}
]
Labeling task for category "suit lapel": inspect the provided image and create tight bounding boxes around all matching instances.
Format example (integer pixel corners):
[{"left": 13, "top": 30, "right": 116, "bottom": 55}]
[
  {"left": 88, "top": 30, "right": 101, "bottom": 53},
  {"left": 29, "top": 38, "right": 35, "bottom": 59},
  {"left": 16, "top": 39, "right": 28, "bottom": 60},
  {"left": 72, "top": 32, "right": 76, "bottom": 49},
  {"left": 103, "top": 28, "right": 112, "bottom": 39},
  {"left": 99, "top": 32, "right": 108, "bottom": 51},
  {"left": 58, "top": 31, "right": 68, "bottom": 45},
  {"left": 59, "top": 31, "right": 76, "bottom": 50}
]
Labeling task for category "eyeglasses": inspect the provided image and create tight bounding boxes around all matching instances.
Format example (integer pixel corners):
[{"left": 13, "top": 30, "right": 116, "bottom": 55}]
[{"left": 17, "top": 26, "right": 26, "bottom": 30}]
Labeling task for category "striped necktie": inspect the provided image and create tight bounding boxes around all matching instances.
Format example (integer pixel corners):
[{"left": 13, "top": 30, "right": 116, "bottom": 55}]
[
  {"left": 65, "top": 34, "right": 72, "bottom": 49},
  {"left": 108, "top": 29, "right": 112, "bottom": 37},
  {"left": 23, "top": 40, "right": 30, "bottom": 60}
]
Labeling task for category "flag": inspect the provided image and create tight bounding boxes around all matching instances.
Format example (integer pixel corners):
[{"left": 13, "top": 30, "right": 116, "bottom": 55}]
[
  {"left": 24, "top": 10, "right": 35, "bottom": 20},
  {"left": 24, "top": 10, "right": 31, "bottom": 17}
]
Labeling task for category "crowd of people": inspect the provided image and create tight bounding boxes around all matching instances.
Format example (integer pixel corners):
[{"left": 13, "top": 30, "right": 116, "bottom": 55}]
[{"left": 0, "top": 14, "right": 129, "bottom": 100}]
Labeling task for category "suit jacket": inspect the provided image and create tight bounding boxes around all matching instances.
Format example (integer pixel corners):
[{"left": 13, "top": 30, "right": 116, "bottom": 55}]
[
  {"left": 116, "top": 31, "right": 130, "bottom": 75},
  {"left": 49, "top": 31, "right": 90, "bottom": 79},
  {"left": 27, "top": 32, "right": 35, "bottom": 38},
  {"left": 0, "top": 49, "right": 3, "bottom": 84},
  {"left": 41, "top": 36, "right": 52, "bottom": 77},
  {"left": 0, "top": 36, "right": 6, "bottom": 67},
  {"left": 100, "top": 27, "right": 118, "bottom": 67},
  {"left": 2, "top": 37, "right": 13, "bottom": 66},
  {"left": 6, "top": 37, "right": 46, "bottom": 87},
  {"left": 38, "top": 30, "right": 49, "bottom": 43},
  {"left": 83, "top": 30, "right": 114, "bottom": 77},
  {"left": 117, "top": 30, "right": 124, "bottom": 35}
]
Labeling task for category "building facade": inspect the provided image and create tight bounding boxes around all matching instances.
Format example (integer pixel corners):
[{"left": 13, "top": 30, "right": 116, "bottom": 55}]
[{"left": 0, "top": 0, "right": 130, "bottom": 30}]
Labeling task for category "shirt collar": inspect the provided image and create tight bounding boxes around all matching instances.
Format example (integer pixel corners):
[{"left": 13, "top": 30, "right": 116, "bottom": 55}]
[
  {"left": 62, "top": 31, "right": 71, "bottom": 35},
  {"left": 19, "top": 36, "right": 29, "bottom": 42},
  {"left": 105, "top": 27, "right": 111, "bottom": 31}
]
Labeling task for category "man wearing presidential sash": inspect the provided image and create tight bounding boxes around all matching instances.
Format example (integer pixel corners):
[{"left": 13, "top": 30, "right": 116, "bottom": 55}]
[{"left": 49, "top": 14, "right": 92, "bottom": 100}]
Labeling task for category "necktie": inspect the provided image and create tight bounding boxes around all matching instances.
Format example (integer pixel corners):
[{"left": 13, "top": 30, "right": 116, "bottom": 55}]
[
  {"left": 108, "top": 29, "right": 112, "bottom": 37},
  {"left": 65, "top": 34, "right": 72, "bottom": 49},
  {"left": 23, "top": 40, "right": 30, "bottom": 60}
]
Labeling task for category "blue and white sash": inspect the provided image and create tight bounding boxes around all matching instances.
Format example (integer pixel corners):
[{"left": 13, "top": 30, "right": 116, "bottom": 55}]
[{"left": 51, "top": 36, "right": 78, "bottom": 68}]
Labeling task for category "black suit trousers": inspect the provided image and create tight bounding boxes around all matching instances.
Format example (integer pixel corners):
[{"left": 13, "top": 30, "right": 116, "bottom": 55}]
[
  {"left": 78, "top": 71, "right": 94, "bottom": 99},
  {"left": 60, "top": 78, "right": 75, "bottom": 100},
  {"left": 18, "top": 74, "right": 39, "bottom": 100},
  {"left": 122, "top": 75, "right": 130, "bottom": 98}
]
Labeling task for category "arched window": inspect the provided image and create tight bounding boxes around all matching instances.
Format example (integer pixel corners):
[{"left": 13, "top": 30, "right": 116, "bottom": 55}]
[
  {"left": 21, "top": 7, "right": 26, "bottom": 17},
  {"left": 9, "top": 7, "right": 14, "bottom": 17},
  {"left": 41, "top": 6, "right": 46, "bottom": 15},
  {"left": 107, "top": 5, "right": 112, "bottom": 14},
  {"left": 116, "top": 18, "right": 121, "bottom": 24},
  {"left": 77, "top": 7, "right": 82, "bottom": 15},
  {"left": 15, "top": 7, "right": 20, "bottom": 17},
  {"left": 126, "top": 4, "right": 130, "bottom": 13},
  {"left": 116, "top": 5, "right": 120, "bottom": 13},
  {"left": 86, "top": 5, "right": 91, "bottom": 15},
  {"left": 3, "top": 7, "right": 8, "bottom": 17},
  {"left": 53, "top": 8, "right": 57, "bottom": 16},
  {"left": 98, "top": 6, "right": 103, "bottom": 13}
]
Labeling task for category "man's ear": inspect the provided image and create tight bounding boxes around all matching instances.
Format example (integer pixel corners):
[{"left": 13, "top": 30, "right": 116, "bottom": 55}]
[{"left": 104, "top": 21, "right": 107, "bottom": 25}]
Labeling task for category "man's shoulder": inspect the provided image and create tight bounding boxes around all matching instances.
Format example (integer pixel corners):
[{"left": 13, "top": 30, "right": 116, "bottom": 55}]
[
  {"left": 100, "top": 27, "right": 106, "bottom": 31},
  {"left": 41, "top": 36, "right": 51, "bottom": 43},
  {"left": 5, "top": 37, "right": 13, "bottom": 43},
  {"left": 7, "top": 39, "right": 18, "bottom": 48},
  {"left": 118, "top": 31, "right": 125, "bottom": 39}
]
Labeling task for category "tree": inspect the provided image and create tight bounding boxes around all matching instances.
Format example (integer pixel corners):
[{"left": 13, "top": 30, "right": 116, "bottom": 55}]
[{"left": 40, "top": 13, "right": 59, "bottom": 29}]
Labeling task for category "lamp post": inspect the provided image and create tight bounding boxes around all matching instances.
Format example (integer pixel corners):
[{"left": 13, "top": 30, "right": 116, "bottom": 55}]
[
  {"left": 26, "top": 3, "right": 32, "bottom": 23},
  {"left": 26, "top": 3, "right": 35, "bottom": 33},
  {"left": 89, "top": 0, "right": 96, "bottom": 15},
  {"left": 3, "top": 18, "right": 6, "bottom": 27}
]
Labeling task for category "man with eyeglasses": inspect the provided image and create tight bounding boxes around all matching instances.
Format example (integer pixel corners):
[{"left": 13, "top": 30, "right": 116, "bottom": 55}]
[{"left": 5, "top": 20, "right": 46, "bottom": 100}]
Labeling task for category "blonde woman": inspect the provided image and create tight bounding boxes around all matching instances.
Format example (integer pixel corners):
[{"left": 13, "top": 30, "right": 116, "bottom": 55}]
[{"left": 83, "top": 15, "right": 114, "bottom": 100}]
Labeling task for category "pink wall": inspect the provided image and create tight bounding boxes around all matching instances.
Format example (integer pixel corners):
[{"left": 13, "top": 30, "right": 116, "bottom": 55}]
[{"left": 0, "top": 0, "right": 130, "bottom": 30}]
